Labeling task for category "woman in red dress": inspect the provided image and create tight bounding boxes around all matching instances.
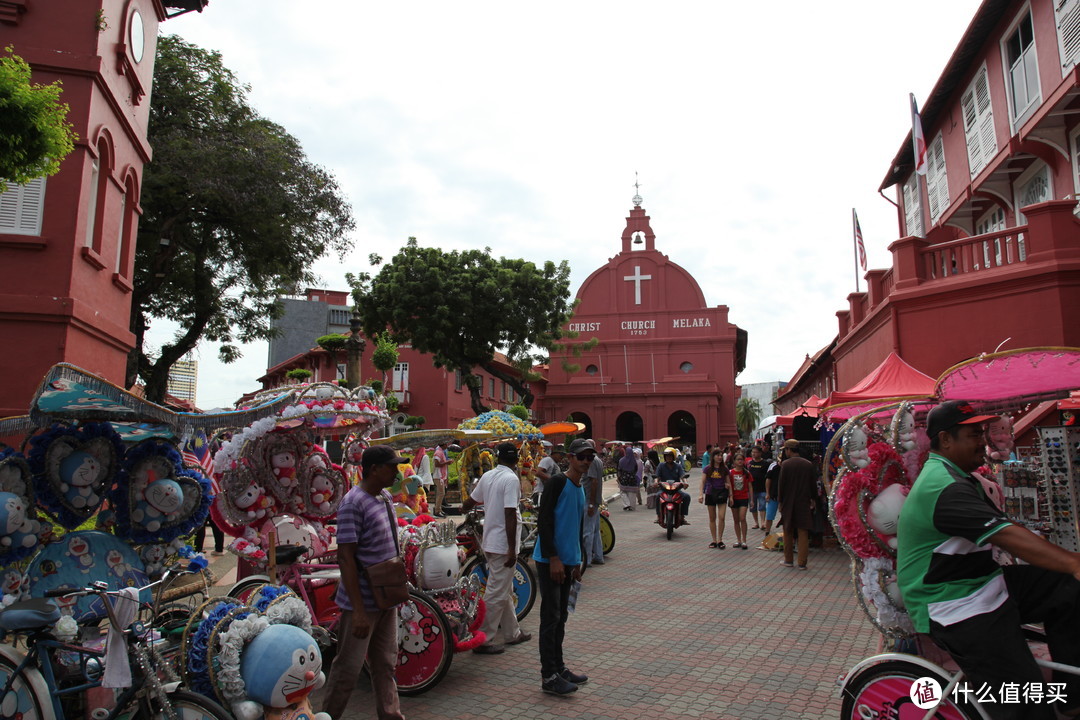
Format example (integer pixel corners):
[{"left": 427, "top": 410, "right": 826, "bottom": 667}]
[{"left": 727, "top": 452, "right": 751, "bottom": 549}]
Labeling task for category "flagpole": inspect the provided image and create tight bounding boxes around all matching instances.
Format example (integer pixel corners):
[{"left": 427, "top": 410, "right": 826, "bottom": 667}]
[{"left": 852, "top": 208, "right": 860, "bottom": 293}]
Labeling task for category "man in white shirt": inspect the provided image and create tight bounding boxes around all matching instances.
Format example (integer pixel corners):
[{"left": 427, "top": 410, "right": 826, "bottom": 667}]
[
  {"left": 462, "top": 442, "right": 531, "bottom": 654},
  {"left": 535, "top": 447, "right": 564, "bottom": 503}
]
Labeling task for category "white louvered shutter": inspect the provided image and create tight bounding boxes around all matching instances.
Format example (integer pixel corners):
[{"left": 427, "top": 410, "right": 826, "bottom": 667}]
[
  {"left": 0, "top": 177, "right": 46, "bottom": 235},
  {"left": 962, "top": 67, "right": 996, "bottom": 177},
  {"left": 926, "top": 136, "right": 949, "bottom": 223},
  {"left": 903, "top": 174, "right": 924, "bottom": 237},
  {"left": 1057, "top": 0, "right": 1080, "bottom": 74}
]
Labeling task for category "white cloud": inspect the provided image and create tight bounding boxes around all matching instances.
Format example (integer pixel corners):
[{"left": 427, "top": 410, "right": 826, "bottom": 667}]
[{"left": 152, "top": 0, "right": 984, "bottom": 407}]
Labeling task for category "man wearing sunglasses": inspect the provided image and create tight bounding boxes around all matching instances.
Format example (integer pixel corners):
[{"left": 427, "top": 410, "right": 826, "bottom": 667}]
[{"left": 533, "top": 438, "right": 592, "bottom": 696}]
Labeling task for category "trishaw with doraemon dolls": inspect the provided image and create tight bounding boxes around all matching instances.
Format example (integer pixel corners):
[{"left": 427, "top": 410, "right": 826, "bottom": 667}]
[{"left": 829, "top": 348, "right": 1080, "bottom": 720}]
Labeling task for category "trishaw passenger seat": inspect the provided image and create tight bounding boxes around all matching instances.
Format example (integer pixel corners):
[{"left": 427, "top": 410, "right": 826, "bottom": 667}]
[
  {"left": 274, "top": 545, "right": 309, "bottom": 565},
  {"left": 0, "top": 598, "right": 61, "bottom": 632}
]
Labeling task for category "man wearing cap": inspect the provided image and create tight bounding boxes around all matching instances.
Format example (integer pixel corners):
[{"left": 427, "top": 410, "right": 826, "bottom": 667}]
[
  {"left": 533, "top": 437, "right": 592, "bottom": 696},
  {"left": 897, "top": 401, "right": 1080, "bottom": 720},
  {"left": 322, "top": 445, "right": 407, "bottom": 720},
  {"left": 462, "top": 442, "right": 531, "bottom": 654},
  {"left": 581, "top": 440, "right": 606, "bottom": 566}
]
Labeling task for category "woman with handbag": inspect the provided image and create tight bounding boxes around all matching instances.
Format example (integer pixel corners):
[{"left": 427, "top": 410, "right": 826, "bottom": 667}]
[
  {"left": 322, "top": 445, "right": 409, "bottom": 720},
  {"left": 616, "top": 446, "right": 640, "bottom": 511},
  {"left": 699, "top": 452, "right": 729, "bottom": 548}
]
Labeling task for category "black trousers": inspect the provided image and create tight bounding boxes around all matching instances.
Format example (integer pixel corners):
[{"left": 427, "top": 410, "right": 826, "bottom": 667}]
[
  {"left": 929, "top": 565, "right": 1080, "bottom": 720},
  {"left": 194, "top": 516, "right": 225, "bottom": 553},
  {"left": 535, "top": 560, "right": 574, "bottom": 679}
]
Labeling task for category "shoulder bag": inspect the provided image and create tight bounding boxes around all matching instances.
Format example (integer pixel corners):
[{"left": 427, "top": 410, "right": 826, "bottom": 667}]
[{"left": 361, "top": 496, "right": 410, "bottom": 610}]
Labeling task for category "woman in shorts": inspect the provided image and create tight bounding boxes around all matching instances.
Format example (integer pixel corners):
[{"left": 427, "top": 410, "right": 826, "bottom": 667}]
[
  {"left": 727, "top": 452, "right": 751, "bottom": 549},
  {"left": 699, "top": 452, "right": 729, "bottom": 548}
]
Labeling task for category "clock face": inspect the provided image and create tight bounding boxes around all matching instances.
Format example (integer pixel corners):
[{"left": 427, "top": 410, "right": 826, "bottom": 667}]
[{"left": 129, "top": 9, "right": 145, "bottom": 63}]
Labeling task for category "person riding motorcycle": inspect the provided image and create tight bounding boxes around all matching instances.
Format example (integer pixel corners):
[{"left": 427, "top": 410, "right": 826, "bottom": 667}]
[{"left": 655, "top": 448, "right": 690, "bottom": 524}]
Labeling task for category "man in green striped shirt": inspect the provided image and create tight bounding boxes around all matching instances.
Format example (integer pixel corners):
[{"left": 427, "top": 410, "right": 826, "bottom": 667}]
[{"left": 897, "top": 401, "right": 1080, "bottom": 719}]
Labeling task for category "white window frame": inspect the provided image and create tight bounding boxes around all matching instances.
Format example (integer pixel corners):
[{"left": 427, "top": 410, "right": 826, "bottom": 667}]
[
  {"left": 961, "top": 64, "right": 997, "bottom": 178},
  {"left": 1070, "top": 123, "right": 1080, "bottom": 213},
  {"left": 1056, "top": 0, "right": 1080, "bottom": 76},
  {"left": 1013, "top": 161, "right": 1053, "bottom": 224},
  {"left": 975, "top": 205, "right": 1007, "bottom": 269},
  {"left": 0, "top": 176, "right": 46, "bottom": 236},
  {"left": 902, "top": 174, "right": 924, "bottom": 237},
  {"left": 1001, "top": 6, "right": 1042, "bottom": 130},
  {"left": 926, "top": 134, "right": 950, "bottom": 224},
  {"left": 391, "top": 362, "right": 409, "bottom": 392},
  {"left": 84, "top": 158, "right": 99, "bottom": 247}
]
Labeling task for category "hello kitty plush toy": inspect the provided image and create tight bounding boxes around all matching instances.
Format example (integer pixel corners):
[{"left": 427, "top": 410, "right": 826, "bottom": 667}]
[
  {"left": 866, "top": 483, "right": 909, "bottom": 550},
  {"left": 132, "top": 478, "right": 184, "bottom": 533},
  {"left": 985, "top": 416, "right": 1015, "bottom": 462},
  {"left": 235, "top": 483, "right": 272, "bottom": 521},
  {"left": 271, "top": 450, "right": 298, "bottom": 489},
  {"left": 309, "top": 473, "right": 335, "bottom": 514},
  {"left": 0, "top": 491, "right": 42, "bottom": 549}
]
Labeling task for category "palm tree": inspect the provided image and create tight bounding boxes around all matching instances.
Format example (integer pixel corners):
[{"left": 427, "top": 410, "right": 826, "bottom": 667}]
[{"left": 735, "top": 397, "right": 763, "bottom": 440}]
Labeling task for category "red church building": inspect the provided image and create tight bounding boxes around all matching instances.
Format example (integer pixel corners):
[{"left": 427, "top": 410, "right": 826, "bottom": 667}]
[
  {"left": 544, "top": 195, "right": 747, "bottom": 448},
  {"left": 776, "top": 0, "right": 1080, "bottom": 415},
  {"left": 0, "top": 0, "right": 205, "bottom": 418}
]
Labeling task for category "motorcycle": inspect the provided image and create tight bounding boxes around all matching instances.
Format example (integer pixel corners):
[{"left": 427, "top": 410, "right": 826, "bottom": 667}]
[{"left": 657, "top": 479, "right": 689, "bottom": 540}]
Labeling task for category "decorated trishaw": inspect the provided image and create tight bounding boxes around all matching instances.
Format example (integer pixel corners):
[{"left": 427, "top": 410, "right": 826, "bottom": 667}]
[
  {"left": 0, "top": 363, "right": 310, "bottom": 720},
  {"left": 828, "top": 348, "right": 1080, "bottom": 719}
]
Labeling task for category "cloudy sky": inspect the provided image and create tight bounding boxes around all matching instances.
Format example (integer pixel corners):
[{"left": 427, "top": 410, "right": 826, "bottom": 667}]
[{"left": 155, "top": 0, "right": 984, "bottom": 409}]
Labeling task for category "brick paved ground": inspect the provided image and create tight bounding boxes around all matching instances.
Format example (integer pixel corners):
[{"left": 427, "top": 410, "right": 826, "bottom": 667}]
[
  {"left": 274, "top": 478, "right": 882, "bottom": 720},
  {"left": 198, "top": 480, "right": 1080, "bottom": 720}
]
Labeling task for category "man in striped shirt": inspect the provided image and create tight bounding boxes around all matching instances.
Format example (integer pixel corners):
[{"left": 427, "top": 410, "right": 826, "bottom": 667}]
[
  {"left": 322, "top": 445, "right": 407, "bottom": 720},
  {"left": 897, "top": 401, "right": 1080, "bottom": 720}
]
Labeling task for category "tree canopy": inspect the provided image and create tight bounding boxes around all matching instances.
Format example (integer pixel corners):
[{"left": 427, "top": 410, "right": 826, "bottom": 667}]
[
  {"left": 130, "top": 36, "right": 355, "bottom": 401},
  {"left": 735, "top": 396, "right": 763, "bottom": 439},
  {"left": 351, "top": 238, "right": 575, "bottom": 414},
  {"left": 0, "top": 46, "right": 77, "bottom": 191}
]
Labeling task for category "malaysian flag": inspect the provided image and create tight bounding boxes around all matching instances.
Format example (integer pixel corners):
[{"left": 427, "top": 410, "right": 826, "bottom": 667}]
[
  {"left": 181, "top": 430, "right": 220, "bottom": 494},
  {"left": 854, "top": 209, "right": 867, "bottom": 270},
  {"left": 910, "top": 93, "right": 928, "bottom": 176}
]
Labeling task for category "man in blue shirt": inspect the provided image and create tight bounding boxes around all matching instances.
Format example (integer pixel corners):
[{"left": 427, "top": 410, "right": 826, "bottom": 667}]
[
  {"left": 655, "top": 447, "right": 690, "bottom": 522},
  {"left": 534, "top": 438, "right": 591, "bottom": 696}
]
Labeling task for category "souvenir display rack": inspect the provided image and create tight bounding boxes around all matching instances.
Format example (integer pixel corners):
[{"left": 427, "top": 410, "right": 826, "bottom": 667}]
[{"left": 1037, "top": 426, "right": 1080, "bottom": 552}]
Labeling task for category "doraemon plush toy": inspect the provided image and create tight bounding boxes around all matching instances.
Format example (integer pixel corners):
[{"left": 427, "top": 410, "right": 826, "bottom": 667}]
[
  {"left": 0, "top": 491, "right": 42, "bottom": 549},
  {"left": 234, "top": 623, "right": 329, "bottom": 720},
  {"left": 59, "top": 451, "right": 103, "bottom": 509},
  {"left": 131, "top": 478, "right": 184, "bottom": 533}
]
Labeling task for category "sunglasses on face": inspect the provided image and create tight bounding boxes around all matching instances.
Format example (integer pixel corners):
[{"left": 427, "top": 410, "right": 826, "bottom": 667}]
[{"left": 574, "top": 453, "right": 595, "bottom": 461}]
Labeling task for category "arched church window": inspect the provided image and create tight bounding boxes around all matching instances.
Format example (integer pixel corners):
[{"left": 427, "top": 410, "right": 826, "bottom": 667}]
[
  {"left": 585, "top": 364, "right": 599, "bottom": 376},
  {"left": 680, "top": 362, "right": 694, "bottom": 374}
]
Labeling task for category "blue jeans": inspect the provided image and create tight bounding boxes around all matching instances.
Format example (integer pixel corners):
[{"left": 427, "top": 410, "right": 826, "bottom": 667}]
[{"left": 752, "top": 491, "right": 766, "bottom": 514}]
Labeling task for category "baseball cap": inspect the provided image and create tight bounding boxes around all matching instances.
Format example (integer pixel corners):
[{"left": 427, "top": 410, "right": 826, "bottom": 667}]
[
  {"left": 783, "top": 439, "right": 800, "bottom": 451},
  {"left": 925, "top": 400, "right": 996, "bottom": 438},
  {"left": 496, "top": 442, "right": 519, "bottom": 463},
  {"left": 361, "top": 445, "right": 408, "bottom": 471},
  {"left": 567, "top": 438, "right": 595, "bottom": 456}
]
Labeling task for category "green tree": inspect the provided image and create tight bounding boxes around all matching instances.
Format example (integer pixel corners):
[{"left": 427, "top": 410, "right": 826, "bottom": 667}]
[
  {"left": 371, "top": 332, "right": 399, "bottom": 389},
  {"left": 0, "top": 46, "right": 77, "bottom": 191},
  {"left": 129, "top": 36, "right": 355, "bottom": 402},
  {"left": 736, "top": 397, "right": 763, "bottom": 439},
  {"left": 351, "top": 238, "right": 575, "bottom": 415},
  {"left": 286, "top": 368, "right": 313, "bottom": 383},
  {"left": 316, "top": 333, "right": 348, "bottom": 381}
]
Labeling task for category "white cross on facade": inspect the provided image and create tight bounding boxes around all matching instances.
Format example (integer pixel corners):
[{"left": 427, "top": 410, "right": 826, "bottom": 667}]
[{"left": 623, "top": 265, "right": 652, "bottom": 305}]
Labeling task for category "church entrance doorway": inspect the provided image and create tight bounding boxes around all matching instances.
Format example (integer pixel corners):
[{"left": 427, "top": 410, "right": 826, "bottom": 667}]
[
  {"left": 667, "top": 410, "right": 696, "bottom": 447},
  {"left": 615, "top": 411, "right": 644, "bottom": 442}
]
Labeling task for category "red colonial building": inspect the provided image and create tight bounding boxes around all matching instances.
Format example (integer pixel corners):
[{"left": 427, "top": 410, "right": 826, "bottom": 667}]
[
  {"left": 777, "top": 0, "right": 1080, "bottom": 414},
  {"left": 0, "top": 0, "right": 206, "bottom": 417},
  {"left": 544, "top": 196, "right": 747, "bottom": 448}
]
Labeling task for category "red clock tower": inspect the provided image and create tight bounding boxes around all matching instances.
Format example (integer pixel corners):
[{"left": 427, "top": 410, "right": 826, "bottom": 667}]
[
  {"left": 0, "top": 0, "right": 205, "bottom": 417},
  {"left": 545, "top": 194, "right": 747, "bottom": 447}
]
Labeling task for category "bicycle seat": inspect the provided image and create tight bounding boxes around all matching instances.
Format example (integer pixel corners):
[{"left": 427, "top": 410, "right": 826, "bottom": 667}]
[
  {"left": 275, "top": 545, "right": 309, "bottom": 565},
  {"left": 0, "top": 598, "right": 61, "bottom": 632}
]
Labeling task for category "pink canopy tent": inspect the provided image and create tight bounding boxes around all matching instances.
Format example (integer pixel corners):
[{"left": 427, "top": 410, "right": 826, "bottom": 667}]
[
  {"left": 821, "top": 353, "right": 936, "bottom": 419},
  {"left": 935, "top": 347, "right": 1080, "bottom": 405}
]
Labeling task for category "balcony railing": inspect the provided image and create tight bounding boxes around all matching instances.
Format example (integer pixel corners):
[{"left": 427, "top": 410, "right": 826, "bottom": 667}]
[{"left": 922, "top": 226, "right": 1028, "bottom": 280}]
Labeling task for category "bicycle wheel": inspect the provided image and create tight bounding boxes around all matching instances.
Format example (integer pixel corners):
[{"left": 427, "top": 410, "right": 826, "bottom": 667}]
[
  {"left": 600, "top": 514, "right": 615, "bottom": 554},
  {"left": 0, "top": 651, "right": 49, "bottom": 720},
  {"left": 463, "top": 556, "right": 536, "bottom": 622},
  {"left": 225, "top": 575, "right": 273, "bottom": 604},
  {"left": 131, "top": 688, "right": 232, "bottom": 720},
  {"left": 393, "top": 590, "right": 453, "bottom": 696},
  {"left": 840, "top": 660, "right": 976, "bottom": 720}
]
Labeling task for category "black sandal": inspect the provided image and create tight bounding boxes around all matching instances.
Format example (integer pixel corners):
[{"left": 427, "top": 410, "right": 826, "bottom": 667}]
[
  {"left": 717, "top": 542, "right": 726, "bottom": 549},
  {"left": 708, "top": 542, "right": 717, "bottom": 548}
]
